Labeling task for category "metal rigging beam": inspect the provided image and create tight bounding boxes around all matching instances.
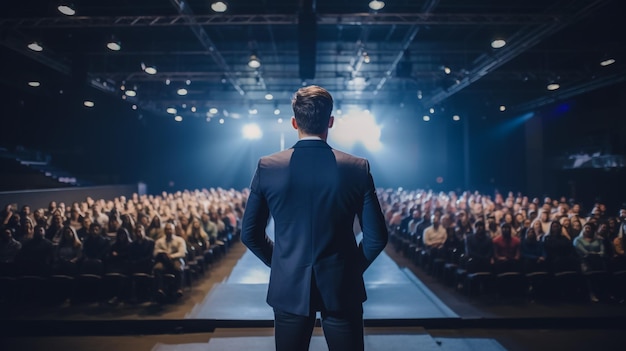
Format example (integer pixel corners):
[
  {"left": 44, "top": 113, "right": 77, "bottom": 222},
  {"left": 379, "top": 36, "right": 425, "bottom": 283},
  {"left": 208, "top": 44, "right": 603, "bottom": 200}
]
[
  {"left": 372, "top": 0, "right": 439, "bottom": 95},
  {"left": 169, "top": 0, "right": 245, "bottom": 96},
  {"left": 421, "top": 0, "right": 611, "bottom": 108},
  {"left": 0, "top": 13, "right": 567, "bottom": 29}
]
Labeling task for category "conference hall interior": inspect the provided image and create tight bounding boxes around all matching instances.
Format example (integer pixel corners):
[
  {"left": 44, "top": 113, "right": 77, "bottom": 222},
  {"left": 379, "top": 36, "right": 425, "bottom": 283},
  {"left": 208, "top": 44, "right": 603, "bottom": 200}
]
[{"left": 1, "top": 1, "right": 626, "bottom": 350}]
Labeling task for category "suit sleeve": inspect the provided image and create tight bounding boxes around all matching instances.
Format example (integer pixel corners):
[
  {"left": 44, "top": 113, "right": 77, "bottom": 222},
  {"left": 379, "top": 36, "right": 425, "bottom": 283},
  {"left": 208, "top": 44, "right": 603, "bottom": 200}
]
[
  {"left": 357, "top": 160, "right": 388, "bottom": 271},
  {"left": 241, "top": 161, "right": 274, "bottom": 267}
]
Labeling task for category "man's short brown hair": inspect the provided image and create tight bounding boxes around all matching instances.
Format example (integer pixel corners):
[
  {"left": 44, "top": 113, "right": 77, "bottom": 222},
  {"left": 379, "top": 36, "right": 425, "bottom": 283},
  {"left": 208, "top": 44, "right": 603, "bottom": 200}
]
[{"left": 291, "top": 85, "right": 333, "bottom": 135}]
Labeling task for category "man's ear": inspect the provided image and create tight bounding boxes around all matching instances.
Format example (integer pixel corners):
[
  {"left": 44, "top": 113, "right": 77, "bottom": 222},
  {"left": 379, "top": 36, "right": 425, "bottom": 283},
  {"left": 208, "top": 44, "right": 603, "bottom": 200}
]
[
  {"left": 328, "top": 116, "right": 334, "bottom": 129},
  {"left": 291, "top": 116, "right": 298, "bottom": 130}
]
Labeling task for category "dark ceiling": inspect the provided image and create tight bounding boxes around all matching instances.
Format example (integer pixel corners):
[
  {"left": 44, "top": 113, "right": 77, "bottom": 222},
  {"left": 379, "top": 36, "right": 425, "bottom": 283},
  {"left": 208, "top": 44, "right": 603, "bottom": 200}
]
[{"left": 1, "top": 0, "right": 625, "bottom": 120}]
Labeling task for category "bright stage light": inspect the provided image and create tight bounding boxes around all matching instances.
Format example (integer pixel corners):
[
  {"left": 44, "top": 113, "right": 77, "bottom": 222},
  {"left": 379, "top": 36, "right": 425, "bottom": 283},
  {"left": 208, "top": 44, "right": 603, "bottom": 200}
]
[
  {"left": 242, "top": 123, "right": 262, "bottom": 140},
  {"left": 329, "top": 109, "right": 382, "bottom": 152}
]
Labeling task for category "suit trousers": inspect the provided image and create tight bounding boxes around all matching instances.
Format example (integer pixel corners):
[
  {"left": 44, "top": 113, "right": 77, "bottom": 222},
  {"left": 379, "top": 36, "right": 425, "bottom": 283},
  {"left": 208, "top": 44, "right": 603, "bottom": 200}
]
[{"left": 274, "top": 308, "right": 364, "bottom": 351}]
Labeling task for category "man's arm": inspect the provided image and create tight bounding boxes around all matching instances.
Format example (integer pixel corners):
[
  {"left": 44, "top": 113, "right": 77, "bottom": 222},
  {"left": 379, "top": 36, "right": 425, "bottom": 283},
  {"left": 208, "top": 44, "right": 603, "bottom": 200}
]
[
  {"left": 241, "top": 163, "right": 274, "bottom": 267},
  {"left": 357, "top": 164, "right": 388, "bottom": 271}
]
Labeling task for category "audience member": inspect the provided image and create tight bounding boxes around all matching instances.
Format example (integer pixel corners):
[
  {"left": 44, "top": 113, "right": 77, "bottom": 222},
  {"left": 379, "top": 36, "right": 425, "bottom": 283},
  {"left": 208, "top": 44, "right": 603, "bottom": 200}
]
[
  {"left": 153, "top": 222, "right": 187, "bottom": 300},
  {"left": 53, "top": 226, "right": 82, "bottom": 275},
  {"left": 492, "top": 223, "right": 521, "bottom": 273},
  {"left": 465, "top": 220, "right": 494, "bottom": 273},
  {"left": 15, "top": 224, "right": 54, "bottom": 276}
]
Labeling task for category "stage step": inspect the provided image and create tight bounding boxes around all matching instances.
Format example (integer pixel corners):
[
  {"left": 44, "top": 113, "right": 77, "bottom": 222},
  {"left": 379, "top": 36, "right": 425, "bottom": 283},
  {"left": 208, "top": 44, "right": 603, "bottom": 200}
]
[
  {"left": 433, "top": 337, "right": 508, "bottom": 351},
  {"left": 153, "top": 327, "right": 447, "bottom": 351}
]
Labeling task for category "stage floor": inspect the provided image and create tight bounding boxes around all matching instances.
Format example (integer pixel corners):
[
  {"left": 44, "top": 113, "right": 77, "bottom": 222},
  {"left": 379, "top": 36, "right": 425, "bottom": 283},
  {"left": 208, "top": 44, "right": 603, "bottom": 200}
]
[{"left": 186, "top": 230, "right": 458, "bottom": 320}]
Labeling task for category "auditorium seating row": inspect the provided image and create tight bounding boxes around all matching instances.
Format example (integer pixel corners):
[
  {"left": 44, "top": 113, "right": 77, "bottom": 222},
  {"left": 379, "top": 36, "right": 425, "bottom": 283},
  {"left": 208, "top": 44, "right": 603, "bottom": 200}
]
[
  {"left": 390, "top": 229, "right": 626, "bottom": 302},
  {"left": 0, "top": 234, "right": 238, "bottom": 306}
]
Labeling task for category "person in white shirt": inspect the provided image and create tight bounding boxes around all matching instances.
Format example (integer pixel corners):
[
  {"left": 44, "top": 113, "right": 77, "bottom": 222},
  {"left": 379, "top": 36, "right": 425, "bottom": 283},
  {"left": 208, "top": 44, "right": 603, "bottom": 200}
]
[
  {"left": 423, "top": 213, "right": 448, "bottom": 249},
  {"left": 153, "top": 222, "right": 187, "bottom": 300}
]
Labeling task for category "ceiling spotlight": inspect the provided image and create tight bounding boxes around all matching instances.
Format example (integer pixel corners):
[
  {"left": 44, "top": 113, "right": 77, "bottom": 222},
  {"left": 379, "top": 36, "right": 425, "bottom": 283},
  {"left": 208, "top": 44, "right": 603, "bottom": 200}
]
[
  {"left": 248, "top": 54, "right": 261, "bottom": 68},
  {"left": 600, "top": 58, "right": 616, "bottom": 67},
  {"left": 491, "top": 39, "right": 506, "bottom": 49},
  {"left": 141, "top": 62, "right": 157, "bottom": 75},
  {"left": 106, "top": 37, "right": 121, "bottom": 51},
  {"left": 177, "top": 88, "right": 188, "bottom": 96},
  {"left": 417, "top": 90, "right": 423, "bottom": 99},
  {"left": 423, "top": 115, "right": 431, "bottom": 122},
  {"left": 186, "top": 79, "right": 191, "bottom": 85},
  {"left": 132, "top": 105, "right": 137, "bottom": 110},
  {"left": 499, "top": 105, "right": 506, "bottom": 112},
  {"left": 443, "top": 66, "right": 451, "bottom": 75},
  {"left": 181, "top": 103, "right": 187, "bottom": 108},
  {"left": 125, "top": 89, "right": 137, "bottom": 97},
  {"left": 211, "top": 1, "right": 228, "bottom": 12},
  {"left": 83, "top": 100, "right": 95, "bottom": 108},
  {"left": 219, "top": 118, "right": 225, "bottom": 124},
  {"left": 191, "top": 106, "right": 197, "bottom": 112},
  {"left": 429, "top": 107, "right": 435, "bottom": 114},
  {"left": 174, "top": 115, "right": 183, "bottom": 122},
  {"left": 166, "top": 107, "right": 177, "bottom": 114},
  {"left": 274, "top": 108, "right": 281, "bottom": 115},
  {"left": 165, "top": 79, "right": 171, "bottom": 85},
  {"left": 453, "top": 115, "right": 460, "bottom": 121},
  {"left": 363, "top": 52, "right": 371, "bottom": 64},
  {"left": 57, "top": 3, "right": 76, "bottom": 16},
  {"left": 27, "top": 42, "right": 43, "bottom": 52},
  {"left": 547, "top": 83, "right": 560, "bottom": 91},
  {"left": 265, "top": 93, "right": 274, "bottom": 100},
  {"left": 28, "top": 81, "right": 41, "bottom": 87},
  {"left": 249, "top": 108, "right": 258, "bottom": 115},
  {"left": 369, "top": 0, "right": 385, "bottom": 11},
  {"left": 209, "top": 107, "right": 218, "bottom": 114},
  {"left": 277, "top": 118, "right": 283, "bottom": 124}
]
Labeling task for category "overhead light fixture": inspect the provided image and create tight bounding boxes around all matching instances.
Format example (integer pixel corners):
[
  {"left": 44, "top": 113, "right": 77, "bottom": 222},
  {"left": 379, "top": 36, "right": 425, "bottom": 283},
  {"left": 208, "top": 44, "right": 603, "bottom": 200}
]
[
  {"left": 106, "top": 37, "right": 121, "bottom": 51},
  {"left": 191, "top": 106, "right": 197, "bottom": 112},
  {"left": 249, "top": 108, "right": 258, "bottom": 115},
  {"left": 363, "top": 52, "right": 371, "bottom": 64},
  {"left": 166, "top": 107, "right": 177, "bottom": 114},
  {"left": 209, "top": 107, "right": 218, "bottom": 114},
  {"left": 417, "top": 90, "right": 423, "bottom": 99},
  {"left": 211, "top": 1, "right": 228, "bottom": 12},
  {"left": 57, "top": 3, "right": 76, "bottom": 16},
  {"left": 83, "top": 100, "right": 95, "bottom": 108},
  {"left": 186, "top": 79, "right": 191, "bottom": 85},
  {"left": 453, "top": 115, "right": 460, "bottom": 121},
  {"left": 177, "top": 88, "right": 188, "bottom": 96},
  {"left": 132, "top": 105, "right": 137, "bottom": 110},
  {"left": 219, "top": 118, "right": 225, "bottom": 124},
  {"left": 600, "top": 58, "right": 616, "bottom": 67},
  {"left": 265, "top": 93, "right": 274, "bottom": 100},
  {"left": 443, "top": 66, "right": 451, "bottom": 75},
  {"left": 547, "top": 83, "right": 560, "bottom": 91},
  {"left": 499, "top": 105, "right": 506, "bottom": 112},
  {"left": 174, "top": 115, "right": 183, "bottom": 122},
  {"left": 125, "top": 89, "right": 137, "bottom": 97},
  {"left": 27, "top": 42, "right": 43, "bottom": 52},
  {"left": 165, "top": 79, "right": 171, "bottom": 85},
  {"left": 369, "top": 0, "right": 385, "bottom": 11},
  {"left": 141, "top": 62, "right": 157, "bottom": 75},
  {"left": 274, "top": 108, "right": 281, "bottom": 115},
  {"left": 423, "top": 115, "right": 431, "bottom": 122},
  {"left": 429, "top": 107, "right": 435, "bottom": 114},
  {"left": 491, "top": 39, "right": 506, "bottom": 49},
  {"left": 248, "top": 54, "right": 261, "bottom": 68},
  {"left": 277, "top": 118, "right": 283, "bottom": 123},
  {"left": 28, "top": 81, "right": 41, "bottom": 87}
]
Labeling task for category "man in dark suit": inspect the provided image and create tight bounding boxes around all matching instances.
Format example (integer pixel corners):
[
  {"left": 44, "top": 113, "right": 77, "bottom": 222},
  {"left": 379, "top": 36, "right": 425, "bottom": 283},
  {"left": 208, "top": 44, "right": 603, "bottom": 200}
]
[{"left": 241, "top": 85, "right": 388, "bottom": 351}]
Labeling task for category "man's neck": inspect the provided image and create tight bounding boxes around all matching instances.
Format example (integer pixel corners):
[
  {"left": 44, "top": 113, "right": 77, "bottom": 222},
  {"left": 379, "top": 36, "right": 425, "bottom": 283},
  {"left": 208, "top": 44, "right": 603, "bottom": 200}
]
[{"left": 298, "top": 131, "right": 327, "bottom": 141}]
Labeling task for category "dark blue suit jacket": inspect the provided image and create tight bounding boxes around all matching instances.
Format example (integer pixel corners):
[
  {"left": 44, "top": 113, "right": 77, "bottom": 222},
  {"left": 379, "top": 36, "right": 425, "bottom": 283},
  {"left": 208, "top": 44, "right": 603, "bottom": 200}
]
[{"left": 241, "top": 139, "right": 388, "bottom": 316}]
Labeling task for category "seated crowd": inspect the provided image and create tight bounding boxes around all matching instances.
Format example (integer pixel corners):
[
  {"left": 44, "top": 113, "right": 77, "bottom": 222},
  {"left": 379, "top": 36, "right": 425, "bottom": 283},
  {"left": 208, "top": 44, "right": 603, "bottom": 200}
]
[
  {"left": 384, "top": 189, "right": 626, "bottom": 303},
  {"left": 0, "top": 188, "right": 246, "bottom": 304}
]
